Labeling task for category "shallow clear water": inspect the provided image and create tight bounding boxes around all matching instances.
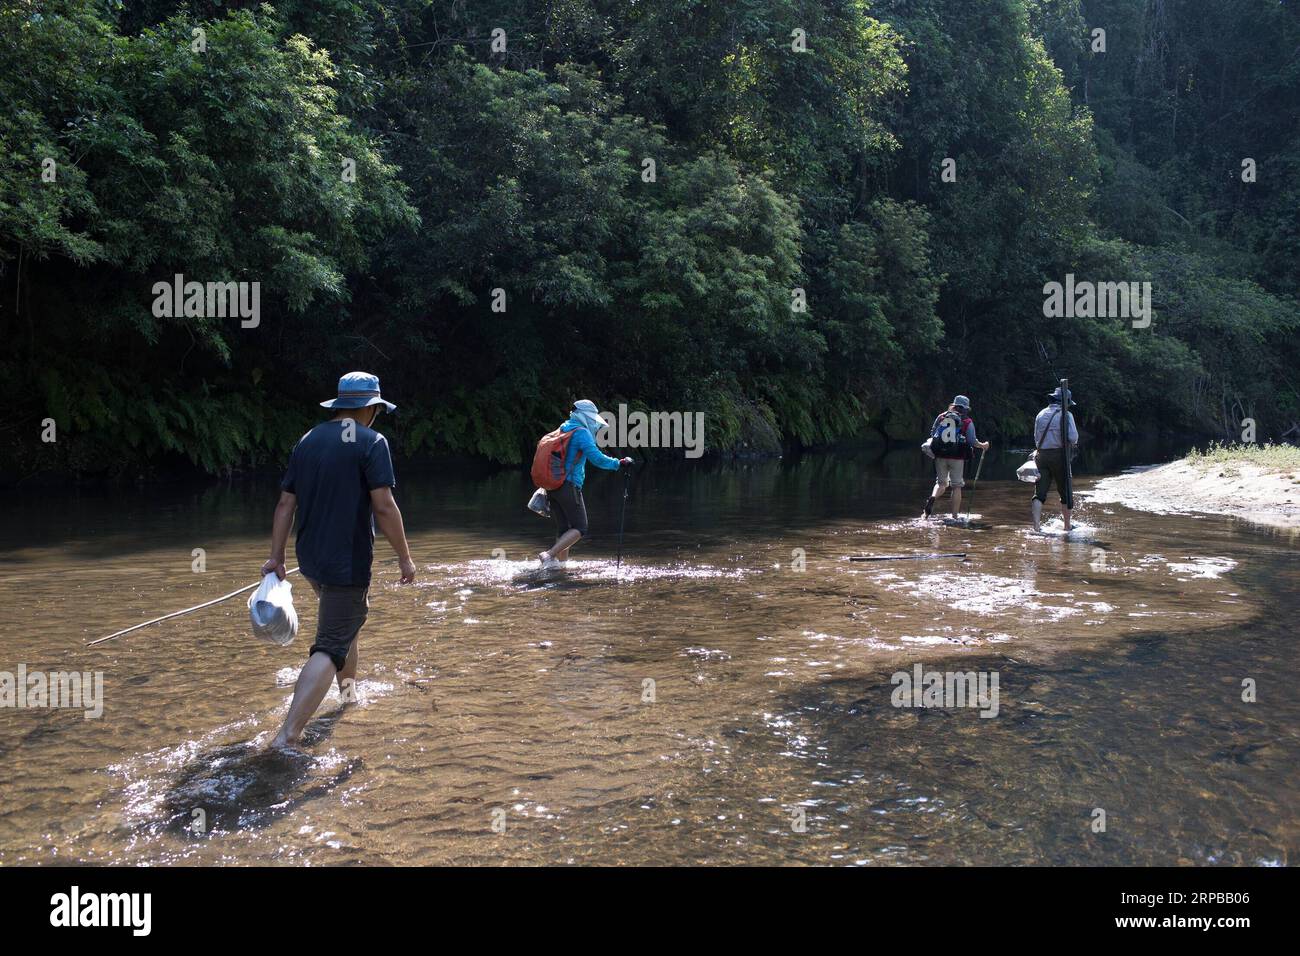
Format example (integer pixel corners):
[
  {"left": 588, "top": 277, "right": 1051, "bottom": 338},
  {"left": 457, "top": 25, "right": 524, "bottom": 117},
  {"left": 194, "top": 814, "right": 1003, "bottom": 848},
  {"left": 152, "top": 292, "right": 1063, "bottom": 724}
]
[{"left": 1, "top": 448, "right": 1297, "bottom": 865}]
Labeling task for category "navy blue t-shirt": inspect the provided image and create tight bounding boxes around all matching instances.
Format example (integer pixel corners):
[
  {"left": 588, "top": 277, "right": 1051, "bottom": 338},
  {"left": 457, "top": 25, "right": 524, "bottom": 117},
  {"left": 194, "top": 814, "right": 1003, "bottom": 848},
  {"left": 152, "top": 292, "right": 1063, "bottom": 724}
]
[{"left": 280, "top": 420, "right": 397, "bottom": 587}]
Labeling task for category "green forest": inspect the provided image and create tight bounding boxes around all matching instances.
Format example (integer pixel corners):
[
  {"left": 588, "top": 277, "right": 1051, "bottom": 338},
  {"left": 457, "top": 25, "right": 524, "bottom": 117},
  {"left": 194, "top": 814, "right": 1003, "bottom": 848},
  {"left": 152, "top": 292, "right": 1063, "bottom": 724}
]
[{"left": 2, "top": 0, "right": 1297, "bottom": 478}]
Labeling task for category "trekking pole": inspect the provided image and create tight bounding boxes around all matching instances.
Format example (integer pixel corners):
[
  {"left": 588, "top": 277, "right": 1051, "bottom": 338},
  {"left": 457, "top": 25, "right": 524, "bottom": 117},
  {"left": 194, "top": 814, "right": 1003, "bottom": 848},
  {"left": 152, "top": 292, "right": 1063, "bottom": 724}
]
[
  {"left": 88, "top": 567, "right": 300, "bottom": 646},
  {"left": 964, "top": 447, "right": 987, "bottom": 521},
  {"left": 615, "top": 466, "right": 631, "bottom": 577}
]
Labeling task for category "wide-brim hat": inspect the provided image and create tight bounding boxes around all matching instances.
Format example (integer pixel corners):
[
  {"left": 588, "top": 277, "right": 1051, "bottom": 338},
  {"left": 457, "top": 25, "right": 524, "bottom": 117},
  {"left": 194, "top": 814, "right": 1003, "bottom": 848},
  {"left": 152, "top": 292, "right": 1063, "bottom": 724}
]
[
  {"left": 1047, "top": 386, "right": 1077, "bottom": 406},
  {"left": 571, "top": 398, "right": 608, "bottom": 433},
  {"left": 952, "top": 394, "right": 971, "bottom": 410},
  {"left": 321, "top": 371, "right": 396, "bottom": 412}
]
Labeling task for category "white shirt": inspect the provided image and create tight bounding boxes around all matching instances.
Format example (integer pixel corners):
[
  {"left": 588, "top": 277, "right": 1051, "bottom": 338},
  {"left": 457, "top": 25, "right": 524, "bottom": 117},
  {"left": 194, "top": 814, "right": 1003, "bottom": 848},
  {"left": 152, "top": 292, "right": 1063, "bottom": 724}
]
[{"left": 1035, "top": 405, "right": 1078, "bottom": 449}]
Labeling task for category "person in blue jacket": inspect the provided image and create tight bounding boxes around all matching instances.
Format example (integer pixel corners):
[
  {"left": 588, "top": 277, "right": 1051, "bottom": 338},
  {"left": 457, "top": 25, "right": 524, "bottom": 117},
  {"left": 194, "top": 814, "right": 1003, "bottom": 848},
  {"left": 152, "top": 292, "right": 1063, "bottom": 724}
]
[{"left": 538, "top": 399, "right": 632, "bottom": 568}]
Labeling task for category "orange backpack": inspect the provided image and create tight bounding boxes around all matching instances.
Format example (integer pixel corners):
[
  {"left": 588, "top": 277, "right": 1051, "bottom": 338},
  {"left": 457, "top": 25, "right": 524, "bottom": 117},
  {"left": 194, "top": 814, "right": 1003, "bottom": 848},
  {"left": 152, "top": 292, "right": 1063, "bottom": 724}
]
[{"left": 531, "top": 427, "right": 577, "bottom": 490}]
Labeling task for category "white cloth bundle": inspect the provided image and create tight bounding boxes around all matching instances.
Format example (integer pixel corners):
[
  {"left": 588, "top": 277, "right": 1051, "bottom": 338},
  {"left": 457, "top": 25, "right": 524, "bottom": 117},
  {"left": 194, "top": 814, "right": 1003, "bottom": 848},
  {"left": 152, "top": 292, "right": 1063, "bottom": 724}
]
[
  {"left": 1016, "top": 458, "right": 1040, "bottom": 483},
  {"left": 248, "top": 572, "right": 299, "bottom": 645}
]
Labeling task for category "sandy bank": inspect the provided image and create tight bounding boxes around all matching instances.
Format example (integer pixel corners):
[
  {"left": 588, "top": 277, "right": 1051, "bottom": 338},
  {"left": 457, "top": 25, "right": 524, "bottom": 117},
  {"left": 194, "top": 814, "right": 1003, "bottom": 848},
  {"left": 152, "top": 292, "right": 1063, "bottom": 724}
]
[{"left": 1086, "top": 458, "right": 1300, "bottom": 530}]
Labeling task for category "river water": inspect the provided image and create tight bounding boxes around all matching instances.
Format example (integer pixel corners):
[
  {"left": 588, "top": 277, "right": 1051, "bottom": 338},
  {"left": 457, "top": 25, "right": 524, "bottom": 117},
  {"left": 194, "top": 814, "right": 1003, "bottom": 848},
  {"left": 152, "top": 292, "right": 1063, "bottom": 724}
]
[{"left": 1, "top": 448, "right": 1297, "bottom": 865}]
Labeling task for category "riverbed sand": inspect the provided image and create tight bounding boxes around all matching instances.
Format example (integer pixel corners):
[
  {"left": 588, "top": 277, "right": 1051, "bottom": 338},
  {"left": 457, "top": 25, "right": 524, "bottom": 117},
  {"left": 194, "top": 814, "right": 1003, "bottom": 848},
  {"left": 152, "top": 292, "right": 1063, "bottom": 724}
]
[{"left": 1086, "top": 459, "right": 1300, "bottom": 530}]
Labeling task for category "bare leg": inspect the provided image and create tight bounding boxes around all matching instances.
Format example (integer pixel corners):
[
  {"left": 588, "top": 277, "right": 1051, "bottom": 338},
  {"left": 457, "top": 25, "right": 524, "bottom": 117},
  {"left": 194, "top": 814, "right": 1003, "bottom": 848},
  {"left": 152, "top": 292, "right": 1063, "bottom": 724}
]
[
  {"left": 554, "top": 529, "right": 583, "bottom": 561},
  {"left": 922, "top": 482, "right": 938, "bottom": 517},
  {"left": 272, "top": 652, "right": 339, "bottom": 747},
  {"left": 950, "top": 487, "right": 962, "bottom": 518},
  {"left": 337, "top": 638, "right": 358, "bottom": 701},
  {"left": 1062, "top": 505, "right": 1072, "bottom": 532},
  {"left": 542, "top": 529, "right": 581, "bottom": 563}
]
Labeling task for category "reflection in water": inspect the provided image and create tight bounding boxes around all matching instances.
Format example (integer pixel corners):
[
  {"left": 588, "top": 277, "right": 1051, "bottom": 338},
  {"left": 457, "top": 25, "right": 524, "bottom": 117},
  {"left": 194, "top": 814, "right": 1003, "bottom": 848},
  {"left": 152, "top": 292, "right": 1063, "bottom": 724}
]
[{"left": 0, "top": 447, "right": 1296, "bottom": 865}]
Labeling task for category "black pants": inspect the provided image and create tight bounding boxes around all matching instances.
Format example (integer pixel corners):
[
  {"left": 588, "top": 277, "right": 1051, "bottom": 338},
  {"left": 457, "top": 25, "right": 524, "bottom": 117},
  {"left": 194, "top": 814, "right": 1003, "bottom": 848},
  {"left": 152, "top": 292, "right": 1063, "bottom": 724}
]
[
  {"left": 549, "top": 481, "right": 589, "bottom": 537},
  {"left": 305, "top": 579, "right": 369, "bottom": 671},
  {"left": 1033, "top": 448, "right": 1074, "bottom": 510}
]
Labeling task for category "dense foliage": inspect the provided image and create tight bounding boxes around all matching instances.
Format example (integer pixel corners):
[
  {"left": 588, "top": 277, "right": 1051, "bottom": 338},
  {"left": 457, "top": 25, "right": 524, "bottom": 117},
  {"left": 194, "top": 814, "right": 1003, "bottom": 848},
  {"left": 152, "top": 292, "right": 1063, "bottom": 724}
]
[{"left": 2, "top": 0, "right": 1297, "bottom": 477}]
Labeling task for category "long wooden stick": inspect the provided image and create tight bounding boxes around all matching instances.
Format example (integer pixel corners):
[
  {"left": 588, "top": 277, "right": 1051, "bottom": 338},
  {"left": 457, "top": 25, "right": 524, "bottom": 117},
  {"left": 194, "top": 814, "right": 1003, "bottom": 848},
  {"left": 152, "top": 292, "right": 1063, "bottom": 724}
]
[
  {"left": 86, "top": 568, "right": 300, "bottom": 647},
  {"left": 849, "top": 552, "right": 967, "bottom": 562},
  {"left": 964, "top": 446, "right": 986, "bottom": 521},
  {"left": 1061, "top": 377, "right": 1074, "bottom": 509}
]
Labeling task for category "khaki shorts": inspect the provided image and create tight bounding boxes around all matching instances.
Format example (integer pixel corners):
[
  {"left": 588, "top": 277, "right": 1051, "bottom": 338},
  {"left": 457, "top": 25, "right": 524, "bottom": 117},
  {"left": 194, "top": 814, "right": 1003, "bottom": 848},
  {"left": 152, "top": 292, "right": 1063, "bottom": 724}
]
[{"left": 935, "top": 457, "right": 965, "bottom": 488}]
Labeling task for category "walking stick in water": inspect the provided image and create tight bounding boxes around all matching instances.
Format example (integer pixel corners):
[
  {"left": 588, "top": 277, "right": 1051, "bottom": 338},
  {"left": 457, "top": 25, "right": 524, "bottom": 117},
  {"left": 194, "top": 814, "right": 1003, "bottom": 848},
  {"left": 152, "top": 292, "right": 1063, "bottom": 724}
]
[
  {"left": 850, "top": 552, "right": 967, "bottom": 562},
  {"left": 1060, "top": 377, "right": 1073, "bottom": 519},
  {"left": 964, "top": 446, "right": 987, "bottom": 521},
  {"left": 87, "top": 567, "right": 300, "bottom": 646},
  {"left": 615, "top": 466, "right": 631, "bottom": 576}
]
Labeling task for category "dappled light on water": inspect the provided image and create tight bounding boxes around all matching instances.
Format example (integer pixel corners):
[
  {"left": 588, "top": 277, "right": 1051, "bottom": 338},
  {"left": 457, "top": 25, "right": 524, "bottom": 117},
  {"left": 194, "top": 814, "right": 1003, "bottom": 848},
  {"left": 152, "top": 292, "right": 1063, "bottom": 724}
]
[{"left": 0, "top": 451, "right": 1295, "bottom": 865}]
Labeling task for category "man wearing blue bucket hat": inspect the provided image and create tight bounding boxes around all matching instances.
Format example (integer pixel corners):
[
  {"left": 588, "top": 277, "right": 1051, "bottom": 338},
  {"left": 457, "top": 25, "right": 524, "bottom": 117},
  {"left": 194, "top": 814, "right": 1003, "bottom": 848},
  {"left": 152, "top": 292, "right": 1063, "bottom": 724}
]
[{"left": 263, "top": 372, "right": 415, "bottom": 748}]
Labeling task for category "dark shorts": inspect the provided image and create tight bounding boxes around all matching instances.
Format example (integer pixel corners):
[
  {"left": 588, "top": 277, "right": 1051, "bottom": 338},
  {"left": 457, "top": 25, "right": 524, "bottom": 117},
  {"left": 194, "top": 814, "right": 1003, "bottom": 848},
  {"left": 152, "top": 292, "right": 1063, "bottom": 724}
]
[
  {"left": 305, "top": 580, "right": 369, "bottom": 671},
  {"left": 549, "top": 481, "right": 588, "bottom": 537},
  {"left": 1033, "top": 447, "right": 1074, "bottom": 509}
]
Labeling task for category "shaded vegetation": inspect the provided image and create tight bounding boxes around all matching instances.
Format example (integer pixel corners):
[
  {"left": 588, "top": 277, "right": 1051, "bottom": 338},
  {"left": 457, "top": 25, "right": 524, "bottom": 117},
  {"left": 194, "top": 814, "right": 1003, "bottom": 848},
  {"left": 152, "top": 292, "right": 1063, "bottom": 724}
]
[{"left": 2, "top": 0, "right": 1297, "bottom": 478}]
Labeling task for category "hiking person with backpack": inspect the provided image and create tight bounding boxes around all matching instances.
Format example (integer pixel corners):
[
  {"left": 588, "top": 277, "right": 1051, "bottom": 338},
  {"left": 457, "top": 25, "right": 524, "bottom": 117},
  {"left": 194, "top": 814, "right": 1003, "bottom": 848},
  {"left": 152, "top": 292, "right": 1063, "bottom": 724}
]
[
  {"left": 922, "top": 395, "right": 990, "bottom": 519},
  {"left": 533, "top": 399, "right": 632, "bottom": 569},
  {"left": 1030, "top": 385, "right": 1079, "bottom": 532}
]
